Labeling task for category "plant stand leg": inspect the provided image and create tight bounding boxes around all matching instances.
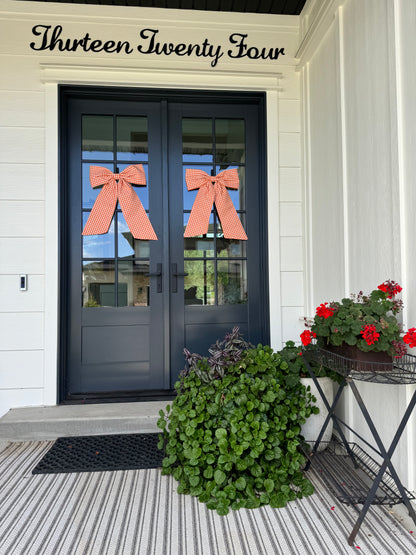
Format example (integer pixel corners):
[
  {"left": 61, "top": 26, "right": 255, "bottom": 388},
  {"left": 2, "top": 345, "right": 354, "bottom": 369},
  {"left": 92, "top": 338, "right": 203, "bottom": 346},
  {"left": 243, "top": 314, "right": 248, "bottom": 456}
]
[
  {"left": 303, "top": 360, "right": 357, "bottom": 470},
  {"left": 347, "top": 381, "right": 416, "bottom": 546}
]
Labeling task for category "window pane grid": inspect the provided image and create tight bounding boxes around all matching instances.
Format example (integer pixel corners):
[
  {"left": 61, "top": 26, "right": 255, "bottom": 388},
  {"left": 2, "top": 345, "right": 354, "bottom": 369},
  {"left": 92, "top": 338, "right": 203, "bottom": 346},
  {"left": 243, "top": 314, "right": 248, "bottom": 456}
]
[
  {"left": 82, "top": 114, "right": 150, "bottom": 307},
  {"left": 182, "top": 116, "right": 247, "bottom": 306}
]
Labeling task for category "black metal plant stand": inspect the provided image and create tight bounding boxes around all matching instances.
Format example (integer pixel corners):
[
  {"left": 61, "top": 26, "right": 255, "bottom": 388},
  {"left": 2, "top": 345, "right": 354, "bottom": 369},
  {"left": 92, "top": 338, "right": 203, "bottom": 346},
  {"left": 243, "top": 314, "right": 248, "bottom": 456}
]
[{"left": 302, "top": 347, "right": 416, "bottom": 546}]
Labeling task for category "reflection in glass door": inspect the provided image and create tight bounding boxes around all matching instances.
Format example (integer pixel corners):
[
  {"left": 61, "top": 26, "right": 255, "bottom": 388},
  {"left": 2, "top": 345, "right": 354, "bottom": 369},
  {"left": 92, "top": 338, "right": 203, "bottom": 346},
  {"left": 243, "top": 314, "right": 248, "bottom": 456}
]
[
  {"left": 82, "top": 115, "right": 151, "bottom": 308},
  {"left": 182, "top": 117, "right": 248, "bottom": 307}
]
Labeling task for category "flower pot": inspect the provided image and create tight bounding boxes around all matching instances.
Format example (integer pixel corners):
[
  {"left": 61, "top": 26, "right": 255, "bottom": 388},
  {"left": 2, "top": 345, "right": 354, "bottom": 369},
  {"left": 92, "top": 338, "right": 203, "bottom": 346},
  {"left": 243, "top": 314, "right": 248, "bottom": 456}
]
[
  {"left": 324, "top": 343, "right": 392, "bottom": 372},
  {"left": 300, "top": 377, "right": 334, "bottom": 452}
]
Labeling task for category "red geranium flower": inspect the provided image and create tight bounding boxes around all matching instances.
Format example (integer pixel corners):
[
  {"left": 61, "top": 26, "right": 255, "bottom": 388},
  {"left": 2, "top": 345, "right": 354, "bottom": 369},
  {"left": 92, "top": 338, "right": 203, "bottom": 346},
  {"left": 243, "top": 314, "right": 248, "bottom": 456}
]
[
  {"left": 300, "top": 330, "right": 316, "bottom": 346},
  {"left": 403, "top": 328, "right": 416, "bottom": 349},
  {"left": 360, "top": 324, "right": 380, "bottom": 345},
  {"left": 377, "top": 280, "right": 402, "bottom": 299},
  {"left": 316, "top": 302, "right": 335, "bottom": 319}
]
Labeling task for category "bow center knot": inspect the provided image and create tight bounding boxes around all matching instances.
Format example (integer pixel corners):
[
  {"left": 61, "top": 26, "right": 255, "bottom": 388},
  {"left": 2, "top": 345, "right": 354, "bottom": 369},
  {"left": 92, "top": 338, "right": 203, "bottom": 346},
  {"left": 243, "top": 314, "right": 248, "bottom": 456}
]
[{"left": 113, "top": 174, "right": 120, "bottom": 181}]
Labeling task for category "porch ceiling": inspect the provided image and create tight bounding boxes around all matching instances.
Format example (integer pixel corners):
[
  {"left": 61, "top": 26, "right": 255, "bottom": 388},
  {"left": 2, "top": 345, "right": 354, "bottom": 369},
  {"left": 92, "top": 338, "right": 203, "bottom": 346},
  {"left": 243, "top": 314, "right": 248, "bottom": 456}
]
[{"left": 20, "top": 0, "right": 307, "bottom": 16}]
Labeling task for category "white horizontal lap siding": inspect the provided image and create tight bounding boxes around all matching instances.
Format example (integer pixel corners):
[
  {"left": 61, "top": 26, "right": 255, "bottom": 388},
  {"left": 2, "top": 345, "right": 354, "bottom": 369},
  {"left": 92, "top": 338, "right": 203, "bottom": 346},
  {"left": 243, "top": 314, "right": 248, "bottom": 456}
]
[
  {"left": 277, "top": 71, "right": 305, "bottom": 346},
  {"left": 1, "top": 4, "right": 48, "bottom": 415},
  {"left": 0, "top": 164, "right": 44, "bottom": 200}
]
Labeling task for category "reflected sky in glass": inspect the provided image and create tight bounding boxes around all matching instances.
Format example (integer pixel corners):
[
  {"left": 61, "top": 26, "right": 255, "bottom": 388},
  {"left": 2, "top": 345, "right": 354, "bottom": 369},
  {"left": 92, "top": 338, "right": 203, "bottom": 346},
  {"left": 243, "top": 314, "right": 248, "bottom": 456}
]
[
  {"left": 82, "top": 214, "right": 115, "bottom": 258},
  {"left": 118, "top": 213, "right": 150, "bottom": 259}
]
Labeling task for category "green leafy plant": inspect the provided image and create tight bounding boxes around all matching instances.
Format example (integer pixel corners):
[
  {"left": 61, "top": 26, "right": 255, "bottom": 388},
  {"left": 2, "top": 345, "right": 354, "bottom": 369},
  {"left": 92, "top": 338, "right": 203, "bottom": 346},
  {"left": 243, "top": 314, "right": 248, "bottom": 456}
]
[
  {"left": 157, "top": 333, "right": 317, "bottom": 516},
  {"left": 300, "top": 280, "right": 416, "bottom": 358},
  {"left": 279, "top": 340, "right": 343, "bottom": 384}
]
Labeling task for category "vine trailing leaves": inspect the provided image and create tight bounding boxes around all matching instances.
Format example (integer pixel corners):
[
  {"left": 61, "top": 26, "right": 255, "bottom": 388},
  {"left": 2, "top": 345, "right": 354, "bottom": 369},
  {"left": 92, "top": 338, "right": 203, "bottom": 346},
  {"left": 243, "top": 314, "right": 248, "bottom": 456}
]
[{"left": 157, "top": 329, "right": 318, "bottom": 516}]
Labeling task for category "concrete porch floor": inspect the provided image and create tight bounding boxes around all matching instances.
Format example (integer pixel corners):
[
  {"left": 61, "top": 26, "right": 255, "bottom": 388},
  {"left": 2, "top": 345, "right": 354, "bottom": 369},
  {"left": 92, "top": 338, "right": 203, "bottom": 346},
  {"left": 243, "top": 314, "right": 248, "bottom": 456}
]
[{"left": 0, "top": 440, "right": 415, "bottom": 554}]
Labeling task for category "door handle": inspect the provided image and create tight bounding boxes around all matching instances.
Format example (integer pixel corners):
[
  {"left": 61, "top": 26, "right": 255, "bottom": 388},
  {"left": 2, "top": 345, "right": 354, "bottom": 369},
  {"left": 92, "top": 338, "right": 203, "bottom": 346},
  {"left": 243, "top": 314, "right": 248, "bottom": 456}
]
[
  {"left": 172, "top": 263, "right": 188, "bottom": 293},
  {"left": 146, "top": 263, "right": 162, "bottom": 293}
]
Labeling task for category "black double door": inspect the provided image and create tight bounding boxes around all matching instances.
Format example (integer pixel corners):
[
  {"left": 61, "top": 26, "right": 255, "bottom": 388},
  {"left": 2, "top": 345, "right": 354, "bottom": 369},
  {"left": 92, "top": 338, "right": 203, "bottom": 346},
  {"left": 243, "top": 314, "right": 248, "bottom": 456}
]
[{"left": 62, "top": 89, "right": 268, "bottom": 400}]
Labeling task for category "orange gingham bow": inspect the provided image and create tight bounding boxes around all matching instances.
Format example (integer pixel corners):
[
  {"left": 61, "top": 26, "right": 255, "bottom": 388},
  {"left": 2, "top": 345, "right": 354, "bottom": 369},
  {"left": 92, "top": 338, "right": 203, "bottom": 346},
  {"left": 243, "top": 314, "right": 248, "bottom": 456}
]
[
  {"left": 184, "top": 169, "right": 247, "bottom": 240},
  {"left": 82, "top": 165, "right": 157, "bottom": 240}
]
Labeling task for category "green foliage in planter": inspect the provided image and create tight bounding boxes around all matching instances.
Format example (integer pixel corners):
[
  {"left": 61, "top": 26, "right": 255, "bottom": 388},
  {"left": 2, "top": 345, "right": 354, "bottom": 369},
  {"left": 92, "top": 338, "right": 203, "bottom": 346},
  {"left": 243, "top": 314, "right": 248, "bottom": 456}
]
[
  {"left": 157, "top": 341, "right": 316, "bottom": 516},
  {"left": 279, "top": 341, "right": 343, "bottom": 384}
]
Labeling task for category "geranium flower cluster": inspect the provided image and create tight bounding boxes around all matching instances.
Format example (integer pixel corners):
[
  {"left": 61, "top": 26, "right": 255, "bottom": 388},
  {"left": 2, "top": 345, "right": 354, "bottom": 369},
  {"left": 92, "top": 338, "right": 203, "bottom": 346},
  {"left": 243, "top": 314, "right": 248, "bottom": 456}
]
[
  {"left": 360, "top": 324, "right": 380, "bottom": 346},
  {"left": 315, "top": 302, "right": 335, "bottom": 319},
  {"left": 300, "top": 330, "right": 316, "bottom": 346},
  {"left": 377, "top": 280, "right": 402, "bottom": 299},
  {"left": 404, "top": 328, "right": 416, "bottom": 349},
  {"left": 300, "top": 281, "right": 416, "bottom": 358}
]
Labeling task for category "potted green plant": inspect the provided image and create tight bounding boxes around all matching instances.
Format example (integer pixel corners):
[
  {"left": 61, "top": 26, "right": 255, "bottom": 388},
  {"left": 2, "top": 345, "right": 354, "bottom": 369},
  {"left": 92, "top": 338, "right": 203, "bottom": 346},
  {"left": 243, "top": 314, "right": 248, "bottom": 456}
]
[
  {"left": 157, "top": 328, "right": 317, "bottom": 515},
  {"left": 300, "top": 280, "right": 416, "bottom": 365}
]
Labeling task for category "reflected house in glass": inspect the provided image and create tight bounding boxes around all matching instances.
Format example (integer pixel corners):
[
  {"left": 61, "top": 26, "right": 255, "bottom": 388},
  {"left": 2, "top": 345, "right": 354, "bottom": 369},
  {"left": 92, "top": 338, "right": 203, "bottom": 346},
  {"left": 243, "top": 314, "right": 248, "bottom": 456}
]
[{"left": 82, "top": 228, "right": 151, "bottom": 308}]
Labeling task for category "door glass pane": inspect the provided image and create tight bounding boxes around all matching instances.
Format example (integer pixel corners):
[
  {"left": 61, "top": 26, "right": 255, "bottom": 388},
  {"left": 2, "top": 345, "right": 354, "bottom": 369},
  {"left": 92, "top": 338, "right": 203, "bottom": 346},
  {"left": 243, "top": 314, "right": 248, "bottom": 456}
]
[
  {"left": 217, "top": 238, "right": 246, "bottom": 259},
  {"left": 117, "top": 116, "right": 148, "bottom": 162},
  {"left": 82, "top": 214, "right": 115, "bottom": 258},
  {"left": 182, "top": 116, "right": 248, "bottom": 307},
  {"left": 215, "top": 165, "right": 245, "bottom": 211},
  {"left": 117, "top": 212, "right": 150, "bottom": 259},
  {"left": 182, "top": 118, "right": 213, "bottom": 163},
  {"left": 82, "top": 260, "right": 116, "bottom": 307},
  {"left": 184, "top": 260, "right": 215, "bottom": 305},
  {"left": 118, "top": 261, "right": 150, "bottom": 307},
  {"left": 216, "top": 119, "right": 245, "bottom": 164},
  {"left": 184, "top": 213, "right": 214, "bottom": 257},
  {"left": 82, "top": 162, "right": 114, "bottom": 209},
  {"left": 82, "top": 116, "right": 113, "bottom": 160},
  {"left": 217, "top": 260, "right": 247, "bottom": 305}
]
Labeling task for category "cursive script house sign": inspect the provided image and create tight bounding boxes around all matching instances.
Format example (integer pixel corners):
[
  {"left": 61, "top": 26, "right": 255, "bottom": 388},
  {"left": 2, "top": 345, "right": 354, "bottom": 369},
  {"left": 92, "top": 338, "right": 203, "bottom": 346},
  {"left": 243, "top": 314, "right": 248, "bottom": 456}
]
[{"left": 30, "top": 25, "right": 286, "bottom": 67}]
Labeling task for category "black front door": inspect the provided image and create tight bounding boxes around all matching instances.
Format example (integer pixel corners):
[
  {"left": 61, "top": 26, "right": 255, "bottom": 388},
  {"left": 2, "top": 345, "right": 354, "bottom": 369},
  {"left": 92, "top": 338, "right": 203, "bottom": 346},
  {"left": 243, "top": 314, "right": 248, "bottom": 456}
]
[{"left": 61, "top": 88, "right": 268, "bottom": 401}]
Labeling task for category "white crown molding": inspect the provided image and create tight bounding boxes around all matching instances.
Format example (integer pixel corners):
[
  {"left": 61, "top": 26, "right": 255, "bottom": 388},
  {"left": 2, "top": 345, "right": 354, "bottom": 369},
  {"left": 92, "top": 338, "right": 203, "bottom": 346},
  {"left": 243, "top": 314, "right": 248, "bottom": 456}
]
[
  {"left": 39, "top": 61, "right": 284, "bottom": 91},
  {"left": 296, "top": 0, "right": 344, "bottom": 67}
]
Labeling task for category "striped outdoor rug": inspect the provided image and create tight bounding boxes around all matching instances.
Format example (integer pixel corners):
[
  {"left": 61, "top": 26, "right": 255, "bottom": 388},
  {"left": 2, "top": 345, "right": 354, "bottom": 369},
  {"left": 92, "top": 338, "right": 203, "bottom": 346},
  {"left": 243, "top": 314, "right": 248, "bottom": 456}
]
[{"left": 0, "top": 440, "right": 415, "bottom": 554}]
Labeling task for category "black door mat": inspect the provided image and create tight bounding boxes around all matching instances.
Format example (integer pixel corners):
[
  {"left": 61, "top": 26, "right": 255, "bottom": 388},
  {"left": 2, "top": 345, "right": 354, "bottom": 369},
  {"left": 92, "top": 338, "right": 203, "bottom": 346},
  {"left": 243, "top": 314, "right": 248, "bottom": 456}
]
[{"left": 32, "top": 433, "right": 165, "bottom": 475}]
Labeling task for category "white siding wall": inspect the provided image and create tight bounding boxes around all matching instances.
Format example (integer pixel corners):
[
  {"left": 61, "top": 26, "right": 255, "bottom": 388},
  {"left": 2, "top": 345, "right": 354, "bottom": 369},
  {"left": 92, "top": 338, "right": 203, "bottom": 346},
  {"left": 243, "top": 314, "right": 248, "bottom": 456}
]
[
  {"left": 300, "top": 0, "right": 416, "bottom": 490},
  {"left": 0, "top": 0, "right": 302, "bottom": 416},
  {"left": 279, "top": 72, "right": 305, "bottom": 344},
  {"left": 0, "top": 26, "right": 46, "bottom": 413}
]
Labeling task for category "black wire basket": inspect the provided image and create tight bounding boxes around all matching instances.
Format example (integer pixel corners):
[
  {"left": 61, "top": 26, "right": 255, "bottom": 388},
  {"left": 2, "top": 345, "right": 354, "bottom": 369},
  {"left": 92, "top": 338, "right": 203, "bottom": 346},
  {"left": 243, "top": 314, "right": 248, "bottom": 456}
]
[{"left": 303, "top": 346, "right": 416, "bottom": 384}]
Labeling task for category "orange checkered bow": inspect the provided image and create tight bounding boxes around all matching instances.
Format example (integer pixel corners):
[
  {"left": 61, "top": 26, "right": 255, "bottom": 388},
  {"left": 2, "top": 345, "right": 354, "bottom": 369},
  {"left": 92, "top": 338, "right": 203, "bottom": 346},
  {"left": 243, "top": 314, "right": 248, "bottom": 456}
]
[
  {"left": 82, "top": 165, "right": 157, "bottom": 240},
  {"left": 183, "top": 169, "right": 247, "bottom": 240}
]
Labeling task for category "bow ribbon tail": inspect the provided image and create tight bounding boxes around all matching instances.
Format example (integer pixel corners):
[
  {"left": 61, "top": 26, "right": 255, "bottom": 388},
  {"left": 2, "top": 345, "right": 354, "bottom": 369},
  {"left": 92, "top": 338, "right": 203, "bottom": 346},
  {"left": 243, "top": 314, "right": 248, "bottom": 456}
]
[
  {"left": 118, "top": 179, "right": 158, "bottom": 240},
  {"left": 82, "top": 183, "right": 118, "bottom": 236},
  {"left": 214, "top": 185, "right": 248, "bottom": 240},
  {"left": 184, "top": 185, "right": 215, "bottom": 237}
]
